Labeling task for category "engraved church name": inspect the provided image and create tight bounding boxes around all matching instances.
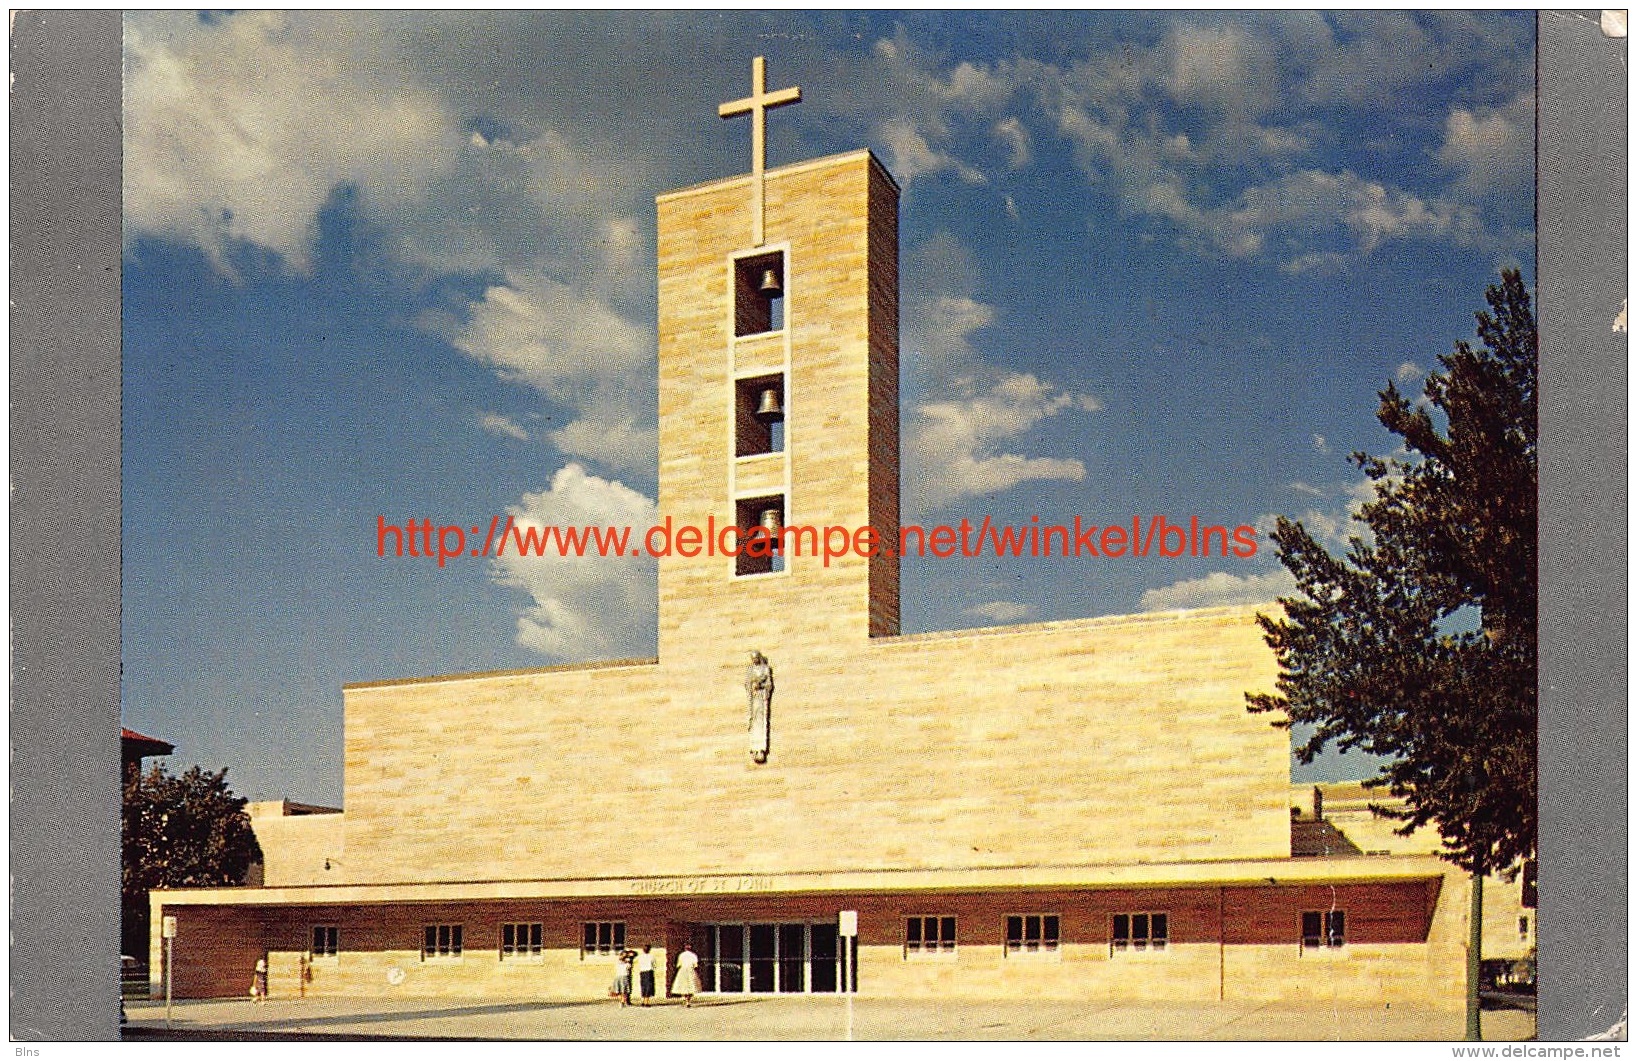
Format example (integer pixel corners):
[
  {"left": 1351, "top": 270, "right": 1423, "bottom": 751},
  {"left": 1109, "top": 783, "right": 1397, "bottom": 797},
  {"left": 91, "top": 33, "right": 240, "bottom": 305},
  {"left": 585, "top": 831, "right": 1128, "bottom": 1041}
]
[{"left": 631, "top": 876, "right": 776, "bottom": 895}]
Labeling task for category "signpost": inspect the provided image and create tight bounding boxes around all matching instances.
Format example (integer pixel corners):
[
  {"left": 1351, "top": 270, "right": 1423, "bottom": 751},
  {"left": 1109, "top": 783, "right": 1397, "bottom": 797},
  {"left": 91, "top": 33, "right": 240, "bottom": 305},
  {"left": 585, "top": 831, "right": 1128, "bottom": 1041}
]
[
  {"left": 839, "top": 910, "right": 857, "bottom": 1041},
  {"left": 161, "top": 915, "right": 177, "bottom": 1029}
]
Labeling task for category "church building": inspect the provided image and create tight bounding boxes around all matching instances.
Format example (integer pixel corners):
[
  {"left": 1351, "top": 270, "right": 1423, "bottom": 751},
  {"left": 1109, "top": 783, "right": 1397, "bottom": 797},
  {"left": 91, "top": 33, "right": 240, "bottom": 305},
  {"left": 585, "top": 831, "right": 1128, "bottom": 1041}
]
[{"left": 151, "top": 60, "right": 1476, "bottom": 1010}]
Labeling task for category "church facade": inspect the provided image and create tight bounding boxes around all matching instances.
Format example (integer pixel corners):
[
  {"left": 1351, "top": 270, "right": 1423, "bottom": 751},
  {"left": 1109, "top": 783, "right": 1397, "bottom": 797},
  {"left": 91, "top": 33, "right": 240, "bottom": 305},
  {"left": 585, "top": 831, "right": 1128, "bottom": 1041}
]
[{"left": 150, "top": 77, "right": 1476, "bottom": 1011}]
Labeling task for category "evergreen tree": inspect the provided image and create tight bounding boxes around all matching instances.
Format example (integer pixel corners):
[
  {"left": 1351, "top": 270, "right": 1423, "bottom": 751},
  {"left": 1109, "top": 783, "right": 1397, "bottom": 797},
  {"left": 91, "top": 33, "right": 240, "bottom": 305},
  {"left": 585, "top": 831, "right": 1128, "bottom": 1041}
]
[{"left": 1248, "top": 268, "right": 1537, "bottom": 878}]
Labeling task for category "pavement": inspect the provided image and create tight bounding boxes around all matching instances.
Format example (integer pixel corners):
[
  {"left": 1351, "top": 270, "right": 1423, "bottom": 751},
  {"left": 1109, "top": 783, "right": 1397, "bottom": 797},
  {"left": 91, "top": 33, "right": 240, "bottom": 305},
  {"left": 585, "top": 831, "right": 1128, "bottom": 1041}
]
[{"left": 123, "top": 994, "right": 1538, "bottom": 1041}]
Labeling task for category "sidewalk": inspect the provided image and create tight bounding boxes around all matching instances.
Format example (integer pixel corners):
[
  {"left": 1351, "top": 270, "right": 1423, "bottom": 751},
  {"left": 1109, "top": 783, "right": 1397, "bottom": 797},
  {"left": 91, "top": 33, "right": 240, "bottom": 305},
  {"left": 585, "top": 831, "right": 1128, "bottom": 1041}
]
[{"left": 124, "top": 995, "right": 1537, "bottom": 1041}]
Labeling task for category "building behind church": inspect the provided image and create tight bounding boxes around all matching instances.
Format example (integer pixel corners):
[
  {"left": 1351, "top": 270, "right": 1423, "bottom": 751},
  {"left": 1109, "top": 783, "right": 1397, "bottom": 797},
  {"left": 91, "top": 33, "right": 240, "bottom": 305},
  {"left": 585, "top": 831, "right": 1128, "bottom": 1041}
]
[{"left": 149, "top": 76, "right": 1529, "bottom": 1014}]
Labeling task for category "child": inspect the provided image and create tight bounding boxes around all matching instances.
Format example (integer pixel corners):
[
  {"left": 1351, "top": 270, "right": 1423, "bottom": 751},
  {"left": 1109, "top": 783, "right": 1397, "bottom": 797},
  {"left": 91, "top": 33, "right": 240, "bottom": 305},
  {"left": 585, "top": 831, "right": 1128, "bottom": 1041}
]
[{"left": 611, "top": 950, "right": 633, "bottom": 1006}]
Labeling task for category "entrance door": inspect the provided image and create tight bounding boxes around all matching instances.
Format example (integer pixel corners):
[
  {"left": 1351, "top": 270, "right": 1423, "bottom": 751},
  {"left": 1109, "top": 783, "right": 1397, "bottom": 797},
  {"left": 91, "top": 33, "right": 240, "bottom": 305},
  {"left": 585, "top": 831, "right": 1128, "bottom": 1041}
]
[
  {"left": 690, "top": 924, "right": 716, "bottom": 994},
  {"left": 692, "top": 922, "right": 837, "bottom": 994}
]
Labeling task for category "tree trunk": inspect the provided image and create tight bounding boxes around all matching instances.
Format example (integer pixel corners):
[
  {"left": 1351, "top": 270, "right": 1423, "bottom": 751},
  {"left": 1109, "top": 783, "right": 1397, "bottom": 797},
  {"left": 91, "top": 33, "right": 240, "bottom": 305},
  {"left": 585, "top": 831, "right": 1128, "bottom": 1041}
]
[{"left": 1467, "top": 869, "right": 1483, "bottom": 1040}]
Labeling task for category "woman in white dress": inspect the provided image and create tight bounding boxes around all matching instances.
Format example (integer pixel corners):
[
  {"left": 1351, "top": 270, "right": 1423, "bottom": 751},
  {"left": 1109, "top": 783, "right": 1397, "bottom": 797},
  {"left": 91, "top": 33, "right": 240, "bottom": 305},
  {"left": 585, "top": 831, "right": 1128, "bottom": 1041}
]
[{"left": 671, "top": 943, "right": 701, "bottom": 1007}]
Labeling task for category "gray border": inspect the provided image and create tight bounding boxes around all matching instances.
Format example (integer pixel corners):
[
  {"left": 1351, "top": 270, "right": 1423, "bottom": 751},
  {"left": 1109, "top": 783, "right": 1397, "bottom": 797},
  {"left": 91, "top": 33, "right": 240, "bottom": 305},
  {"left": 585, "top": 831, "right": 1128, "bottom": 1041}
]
[
  {"left": 1537, "top": 9, "right": 1629, "bottom": 1041},
  {"left": 9, "top": 10, "right": 123, "bottom": 1041},
  {"left": 4, "top": 8, "right": 1628, "bottom": 1042}
]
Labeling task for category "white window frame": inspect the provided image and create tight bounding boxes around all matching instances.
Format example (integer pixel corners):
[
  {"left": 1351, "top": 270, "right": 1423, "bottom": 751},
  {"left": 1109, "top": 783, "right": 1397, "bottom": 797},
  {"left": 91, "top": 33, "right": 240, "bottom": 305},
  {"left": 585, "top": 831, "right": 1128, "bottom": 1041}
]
[
  {"left": 422, "top": 923, "right": 464, "bottom": 961},
  {"left": 310, "top": 924, "right": 339, "bottom": 962},
  {"left": 501, "top": 922, "right": 544, "bottom": 962},
  {"left": 1110, "top": 912, "right": 1169, "bottom": 956},
  {"left": 581, "top": 921, "right": 626, "bottom": 960},
  {"left": 904, "top": 915, "right": 957, "bottom": 959}
]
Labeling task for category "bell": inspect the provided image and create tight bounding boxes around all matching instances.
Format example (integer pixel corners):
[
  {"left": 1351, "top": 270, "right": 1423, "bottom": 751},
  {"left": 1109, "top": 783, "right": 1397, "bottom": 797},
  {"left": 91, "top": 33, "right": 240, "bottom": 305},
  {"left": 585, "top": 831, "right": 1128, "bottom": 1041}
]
[
  {"left": 759, "top": 506, "right": 783, "bottom": 535},
  {"left": 757, "top": 267, "right": 783, "bottom": 297},
  {"left": 754, "top": 386, "right": 784, "bottom": 423}
]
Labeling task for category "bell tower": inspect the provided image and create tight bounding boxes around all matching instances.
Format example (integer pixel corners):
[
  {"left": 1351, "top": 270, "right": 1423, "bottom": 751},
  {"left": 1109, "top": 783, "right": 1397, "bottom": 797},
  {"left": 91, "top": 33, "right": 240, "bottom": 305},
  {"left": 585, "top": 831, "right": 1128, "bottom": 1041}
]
[{"left": 654, "top": 58, "right": 900, "bottom": 659}]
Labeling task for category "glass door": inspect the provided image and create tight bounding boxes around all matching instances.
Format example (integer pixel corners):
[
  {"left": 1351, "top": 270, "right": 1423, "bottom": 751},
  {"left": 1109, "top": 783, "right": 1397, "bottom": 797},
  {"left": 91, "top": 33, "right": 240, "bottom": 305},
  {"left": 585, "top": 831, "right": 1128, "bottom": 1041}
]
[
  {"left": 717, "top": 924, "right": 744, "bottom": 993},
  {"left": 696, "top": 922, "right": 839, "bottom": 994},
  {"left": 778, "top": 924, "right": 807, "bottom": 993},
  {"left": 691, "top": 925, "right": 716, "bottom": 994},
  {"left": 748, "top": 924, "right": 777, "bottom": 993}
]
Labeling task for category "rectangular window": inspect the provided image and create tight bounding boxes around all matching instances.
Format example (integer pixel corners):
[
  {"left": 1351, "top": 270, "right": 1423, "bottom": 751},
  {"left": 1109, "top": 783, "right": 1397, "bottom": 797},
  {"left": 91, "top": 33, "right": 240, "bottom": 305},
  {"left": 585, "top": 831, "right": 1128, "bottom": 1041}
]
[
  {"left": 502, "top": 922, "right": 543, "bottom": 960},
  {"left": 1301, "top": 910, "right": 1346, "bottom": 950},
  {"left": 1518, "top": 916, "right": 1530, "bottom": 938},
  {"left": 310, "top": 925, "right": 338, "bottom": 959},
  {"left": 904, "top": 915, "right": 956, "bottom": 956},
  {"left": 422, "top": 923, "right": 463, "bottom": 960},
  {"left": 1005, "top": 914, "right": 1061, "bottom": 956},
  {"left": 582, "top": 921, "right": 626, "bottom": 958},
  {"left": 1110, "top": 912, "right": 1168, "bottom": 953}
]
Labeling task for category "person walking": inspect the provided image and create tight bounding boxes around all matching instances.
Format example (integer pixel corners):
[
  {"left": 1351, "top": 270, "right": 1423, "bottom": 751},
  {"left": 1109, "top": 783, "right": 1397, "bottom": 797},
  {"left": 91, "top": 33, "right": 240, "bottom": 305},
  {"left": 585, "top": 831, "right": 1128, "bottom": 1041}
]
[
  {"left": 250, "top": 958, "right": 268, "bottom": 1004},
  {"left": 635, "top": 945, "right": 657, "bottom": 1006},
  {"left": 671, "top": 942, "right": 701, "bottom": 1007}
]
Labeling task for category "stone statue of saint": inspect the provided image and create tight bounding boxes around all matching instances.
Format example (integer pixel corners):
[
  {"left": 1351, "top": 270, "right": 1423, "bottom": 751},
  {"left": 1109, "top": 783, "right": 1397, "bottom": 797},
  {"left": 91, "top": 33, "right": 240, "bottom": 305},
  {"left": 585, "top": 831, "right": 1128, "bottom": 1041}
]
[{"left": 745, "top": 651, "right": 774, "bottom": 763}]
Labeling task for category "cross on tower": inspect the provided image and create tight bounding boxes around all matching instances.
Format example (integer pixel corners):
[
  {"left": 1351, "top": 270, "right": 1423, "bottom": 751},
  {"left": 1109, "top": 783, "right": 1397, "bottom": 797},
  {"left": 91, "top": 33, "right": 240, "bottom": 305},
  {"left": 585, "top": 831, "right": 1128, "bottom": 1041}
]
[{"left": 719, "top": 56, "right": 801, "bottom": 247}]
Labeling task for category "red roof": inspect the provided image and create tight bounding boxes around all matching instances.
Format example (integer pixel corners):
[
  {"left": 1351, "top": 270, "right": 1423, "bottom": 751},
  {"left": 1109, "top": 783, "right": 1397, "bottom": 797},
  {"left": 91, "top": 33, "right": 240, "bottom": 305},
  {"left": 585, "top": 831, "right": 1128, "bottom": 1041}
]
[{"left": 121, "top": 728, "right": 174, "bottom": 757}]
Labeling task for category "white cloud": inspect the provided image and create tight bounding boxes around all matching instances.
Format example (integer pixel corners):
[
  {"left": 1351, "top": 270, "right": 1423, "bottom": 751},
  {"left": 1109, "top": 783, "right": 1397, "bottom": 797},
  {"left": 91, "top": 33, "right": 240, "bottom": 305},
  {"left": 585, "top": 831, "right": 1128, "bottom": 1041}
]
[
  {"left": 994, "top": 117, "right": 1032, "bottom": 169},
  {"left": 1312, "top": 434, "right": 1330, "bottom": 454},
  {"left": 547, "top": 418, "right": 656, "bottom": 473},
  {"left": 478, "top": 412, "right": 529, "bottom": 441},
  {"left": 453, "top": 275, "right": 648, "bottom": 386},
  {"left": 1280, "top": 251, "right": 1349, "bottom": 276},
  {"left": 448, "top": 273, "right": 655, "bottom": 471},
  {"left": 1257, "top": 470, "right": 1388, "bottom": 555},
  {"left": 907, "top": 373, "right": 1099, "bottom": 514},
  {"left": 123, "top": 12, "right": 457, "bottom": 274},
  {"left": 1395, "top": 361, "right": 1425, "bottom": 384},
  {"left": 961, "top": 601, "right": 1035, "bottom": 623},
  {"left": 123, "top": 12, "right": 668, "bottom": 496},
  {"left": 872, "top": 35, "right": 1019, "bottom": 113},
  {"left": 876, "top": 117, "right": 987, "bottom": 186},
  {"left": 1140, "top": 568, "right": 1296, "bottom": 612},
  {"left": 853, "top": 14, "right": 1527, "bottom": 270},
  {"left": 901, "top": 234, "right": 1100, "bottom": 516},
  {"left": 491, "top": 463, "right": 657, "bottom": 661},
  {"left": 1164, "top": 21, "right": 1278, "bottom": 117},
  {"left": 1439, "top": 91, "right": 1534, "bottom": 197},
  {"left": 1223, "top": 169, "right": 1477, "bottom": 259}
]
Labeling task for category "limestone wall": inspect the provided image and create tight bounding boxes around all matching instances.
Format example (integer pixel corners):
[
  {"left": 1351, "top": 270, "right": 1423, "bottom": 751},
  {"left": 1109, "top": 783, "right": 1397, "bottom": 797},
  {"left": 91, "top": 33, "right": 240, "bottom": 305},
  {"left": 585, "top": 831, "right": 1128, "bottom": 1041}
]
[
  {"left": 339, "top": 607, "right": 1285, "bottom": 886},
  {"left": 248, "top": 805, "right": 345, "bottom": 887}
]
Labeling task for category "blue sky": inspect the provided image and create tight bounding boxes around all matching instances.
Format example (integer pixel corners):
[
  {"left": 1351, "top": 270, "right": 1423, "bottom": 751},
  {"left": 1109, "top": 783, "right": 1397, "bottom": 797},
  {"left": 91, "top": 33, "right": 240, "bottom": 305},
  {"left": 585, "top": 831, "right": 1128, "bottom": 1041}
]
[{"left": 122, "top": 11, "right": 1536, "bottom": 805}]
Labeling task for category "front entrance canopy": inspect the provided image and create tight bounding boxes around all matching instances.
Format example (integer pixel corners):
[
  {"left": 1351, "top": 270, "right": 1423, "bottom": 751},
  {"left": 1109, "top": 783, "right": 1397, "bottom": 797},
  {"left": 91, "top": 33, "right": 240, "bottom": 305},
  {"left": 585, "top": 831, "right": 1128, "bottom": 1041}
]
[{"left": 152, "top": 854, "right": 1451, "bottom": 910}]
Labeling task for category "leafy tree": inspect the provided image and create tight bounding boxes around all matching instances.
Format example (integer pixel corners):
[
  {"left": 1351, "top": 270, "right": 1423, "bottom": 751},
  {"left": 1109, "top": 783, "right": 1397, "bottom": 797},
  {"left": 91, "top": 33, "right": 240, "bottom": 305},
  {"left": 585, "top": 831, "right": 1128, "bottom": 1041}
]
[
  {"left": 1248, "top": 268, "right": 1537, "bottom": 878},
  {"left": 121, "top": 764, "right": 262, "bottom": 958}
]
